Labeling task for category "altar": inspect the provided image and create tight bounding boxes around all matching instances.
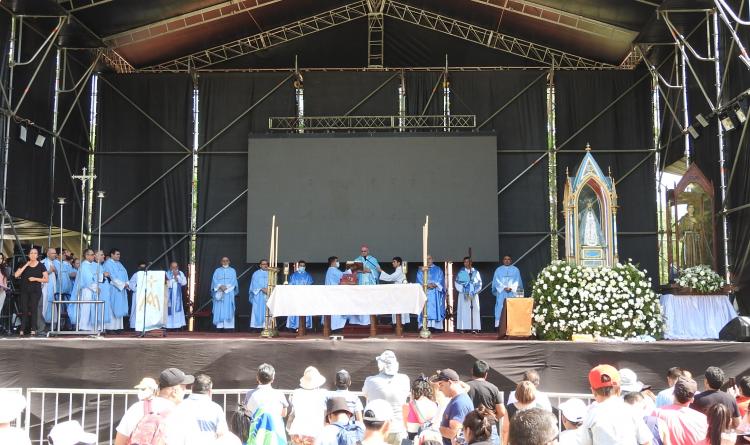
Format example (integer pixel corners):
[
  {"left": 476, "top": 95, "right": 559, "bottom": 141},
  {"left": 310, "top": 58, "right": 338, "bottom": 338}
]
[
  {"left": 660, "top": 294, "right": 736, "bottom": 340},
  {"left": 267, "top": 283, "right": 427, "bottom": 336}
]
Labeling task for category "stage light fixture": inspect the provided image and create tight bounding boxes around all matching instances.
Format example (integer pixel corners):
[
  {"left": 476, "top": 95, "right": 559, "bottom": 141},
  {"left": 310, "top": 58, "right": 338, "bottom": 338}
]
[
  {"left": 19, "top": 125, "right": 28, "bottom": 142},
  {"left": 687, "top": 125, "right": 700, "bottom": 139},
  {"left": 696, "top": 113, "right": 710, "bottom": 127},
  {"left": 734, "top": 105, "right": 747, "bottom": 123},
  {"left": 720, "top": 114, "right": 735, "bottom": 131},
  {"left": 34, "top": 134, "right": 46, "bottom": 148}
]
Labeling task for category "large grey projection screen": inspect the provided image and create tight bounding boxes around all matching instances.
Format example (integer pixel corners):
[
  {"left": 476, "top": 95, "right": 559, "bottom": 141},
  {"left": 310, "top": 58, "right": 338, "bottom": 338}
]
[{"left": 247, "top": 135, "right": 498, "bottom": 262}]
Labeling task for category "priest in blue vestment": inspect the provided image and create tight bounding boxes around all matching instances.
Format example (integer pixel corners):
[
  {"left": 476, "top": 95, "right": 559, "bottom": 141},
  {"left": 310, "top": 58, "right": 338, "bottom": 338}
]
[
  {"left": 69, "top": 249, "right": 100, "bottom": 330},
  {"left": 325, "top": 256, "right": 347, "bottom": 331},
  {"left": 350, "top": 245, "right": 379, "bottom": 326},
  {"left": 456, "top": 256, "right": 482, "bottom": 332},
  {"left": 491, "top": 255, "right": 523, "bottom": 328},
  {"left": 103, "top": 248, "right": 130, "bottom": 331},
  {"left": 286, "top": 260, "right": 314, "bottom": 330},
  {"left": 60, "top": 252, "right": 74, "bottom": 298},
  {"left": 211, "top": 256, "right": 238, "bottom": 330},
  {"left": 94, "top": 250, "right": 113, "bottom": 328},
  {"left": 165, "top": 262, "right": 187, "bottom": 329},
  {"left": 416, "top": 256, "right": 445, "bottom": 330},
  {"left": 248, "top": 259, "right": 270, "bottom": 330},
  {"left": 41, "top": 248, "right": 61, "bottom": 325}
]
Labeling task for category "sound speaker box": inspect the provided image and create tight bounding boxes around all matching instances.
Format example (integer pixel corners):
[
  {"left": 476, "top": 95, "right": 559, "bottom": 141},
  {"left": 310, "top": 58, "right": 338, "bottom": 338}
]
[{"left": 719, "top": 316, "right": 750, "bottom": 341}]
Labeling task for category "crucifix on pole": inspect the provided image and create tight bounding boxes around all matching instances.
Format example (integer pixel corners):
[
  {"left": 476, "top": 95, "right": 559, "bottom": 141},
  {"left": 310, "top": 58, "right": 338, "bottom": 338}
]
[{"left": 72, "top": 167, "right": 96, "bottom": 255}]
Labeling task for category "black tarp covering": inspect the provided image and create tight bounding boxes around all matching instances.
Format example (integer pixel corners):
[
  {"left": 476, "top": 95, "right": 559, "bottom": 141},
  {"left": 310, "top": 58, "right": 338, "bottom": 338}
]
[
  {"left": 555, "top": 69, "right": 658, "bottom": 284},
  {"left": 97, "top": 74, "right": 192, "bottom": 270}
]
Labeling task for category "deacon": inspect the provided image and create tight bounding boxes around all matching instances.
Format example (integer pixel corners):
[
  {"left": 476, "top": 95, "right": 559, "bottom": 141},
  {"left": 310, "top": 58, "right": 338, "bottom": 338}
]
[
  {"left": 416, "top": 255, "right": 445, "bottom": 330},
  {"left": 60, "top": 250, "right": 75, "bottom": 298},
  {"left": 128, "top": 260, "right": 147, "bottom": 329},
  {"left": 286, "top": 260, "right": 314, "bottom": 331},
  {"left": 456, "top": 256, "right": 482, "bottom": 333},
  {"left": 351, "top": 246, "right": 380, "bottom": 326},
  {"left": 378, "top": 257, "right": 410, "bottom": 325},
  {"left": 325, "top": 256, "right": 347, "bottom": 331},
  {"left": 491, "top": 255, "right": 523, "bottom": 328},
  {"left": 165, "top": 262, "right": 187, "bottom": 329},
  {"left": 248, "top": 259, "right": 270, "bottom": 331},
  {"left": 41, "top": 247, "right": 61, "bottom": 329},
  {"left": 103, "top": 248, "right": 130, "bottom": 331},
  {"left": 211, "top": 257, "right": 238, "bottom": 331},
  {"left": 69, "top": 249, "right": 98, "bottom": 331}
]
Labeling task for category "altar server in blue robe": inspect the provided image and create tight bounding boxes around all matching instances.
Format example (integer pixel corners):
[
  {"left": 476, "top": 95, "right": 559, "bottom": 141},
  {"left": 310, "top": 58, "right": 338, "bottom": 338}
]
[
  {"left": 59, "top": 251, "right": 74, "bottom": 298},
  {"left": 128, "top": 261, "right": 147, "bottom": 329},
  {"left": 103, "top": 248, "right": 130, "bottom": 331},
  {"left": 325, "top": 256, "right": 347, "bottom": 331},
  {"left": 70, "top": 249, "right": 100, "bottom": 330},
  {"left": 378, "top": 256, "right": 410, "bottom": 324},
  {"left": 249, "top": 259, "right": 270, "bottom": 330},
  {"left": 165, "top": 262, "right": 187, "bottom": 329},
  {"left": 491, "top": 255, "right": 523, "bottom": 328},
  {"left": 211, "top": 256, "right": 238, "bottom": 330},
  {"left": 286, "top": 260, "right": 314, "bottom": 330},
  {"left": 350, "top": 245, "right": 380, "bottom": 325},
  {"left": 94, "top": 250, "right": 113, "bottom": 328},
  {"left": 41, "top": 248, "right": 61, "bottom": 324},
  {"left": 456, "top": 256, "right": 482, "bottom": 332},
  {"left": 416, "top": 256, "right": 445, "bottom": 330}
]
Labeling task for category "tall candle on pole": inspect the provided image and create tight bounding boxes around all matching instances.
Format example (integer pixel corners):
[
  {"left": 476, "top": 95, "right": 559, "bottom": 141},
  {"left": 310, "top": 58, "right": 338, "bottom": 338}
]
[{"left": 262, "top": 215, "right": 279, "bottom": 338}]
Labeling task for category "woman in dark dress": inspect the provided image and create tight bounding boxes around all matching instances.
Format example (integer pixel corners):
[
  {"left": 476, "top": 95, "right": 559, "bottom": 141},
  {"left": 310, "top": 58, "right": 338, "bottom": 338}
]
[{"left": 13, "top": 248, "right": 48, "bottom": 336}]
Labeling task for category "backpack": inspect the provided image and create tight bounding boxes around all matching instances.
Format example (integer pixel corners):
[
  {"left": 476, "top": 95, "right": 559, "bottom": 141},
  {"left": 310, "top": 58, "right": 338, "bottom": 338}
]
[
  {"left": 230, "top": 403, "right": 253, "bottom": 444},
  {"left": 128, "top": 399, "right": 172, "bottom": 445},
  {"left": 334, "top": 422, "right": 364, "bottom": 445}
]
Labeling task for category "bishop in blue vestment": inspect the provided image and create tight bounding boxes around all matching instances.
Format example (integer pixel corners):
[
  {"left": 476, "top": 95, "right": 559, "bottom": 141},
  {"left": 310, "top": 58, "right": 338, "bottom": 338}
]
[{"left": 350, "top": 246, "right": 379, "bottom": 325}]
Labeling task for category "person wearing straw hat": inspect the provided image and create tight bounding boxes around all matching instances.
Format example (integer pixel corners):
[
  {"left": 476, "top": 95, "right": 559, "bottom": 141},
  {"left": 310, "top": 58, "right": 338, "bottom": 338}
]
[
  {"left": 47, "top": 420, "right": 96, "bottom": 445},
  {"left": 0, "top": 391, "right": 30, "bottom": 445},
  {"left": 288, "top": 366, "right": 328, "bottom": 443}
]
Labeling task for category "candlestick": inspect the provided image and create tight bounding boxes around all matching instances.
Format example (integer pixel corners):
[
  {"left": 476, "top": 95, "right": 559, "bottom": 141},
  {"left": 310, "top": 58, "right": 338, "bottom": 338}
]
[{"left": 275, "top": 226, "right": 279, "bottom": 268}]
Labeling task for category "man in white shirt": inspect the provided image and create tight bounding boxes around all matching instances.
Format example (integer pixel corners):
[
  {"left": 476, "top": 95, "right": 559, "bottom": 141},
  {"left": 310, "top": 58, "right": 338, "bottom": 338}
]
[
  {"left": 577, "top": 364, "right": 652, "bottom": 445},
  {"left": 362, "top": 350, "right": 410, "bottom": 445},
  {"left": 243, "top": 363, "right": 288, "bottom": 419},
  {"left": 361, "top": 399, "right": 393, "bottom": 445},
  {"left": 377, "top": 257, "right": 410, "bottom": 325},
  {"left": 114, "top": 368, "right": 194, "bottom": 445},
  {"left": 167, "top": 374, "right": 228, "bottom": 445}
]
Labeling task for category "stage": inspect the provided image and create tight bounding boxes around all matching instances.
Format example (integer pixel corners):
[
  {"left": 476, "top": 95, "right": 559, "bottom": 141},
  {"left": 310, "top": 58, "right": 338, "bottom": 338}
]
[{"left": 1, "top": 333, "right": 748, "bottom": 393}]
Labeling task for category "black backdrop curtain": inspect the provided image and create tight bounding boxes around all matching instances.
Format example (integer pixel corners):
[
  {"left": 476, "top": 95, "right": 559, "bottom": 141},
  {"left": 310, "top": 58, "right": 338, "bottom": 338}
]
[
  {"left": 197, "top": 73, "right": 295, "bottom": 327},
  {"left": 97, "top": 74, "right": 192, "bottom": 272},
  {"left": 555, "top": 69, "right": 658, "bottom": 284}
]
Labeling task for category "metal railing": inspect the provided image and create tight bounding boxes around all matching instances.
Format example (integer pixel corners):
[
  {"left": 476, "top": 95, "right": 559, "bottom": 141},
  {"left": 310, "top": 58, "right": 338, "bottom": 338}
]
[
  {"left": 21, "top": 387, "right": 593, "bottom": 444},
  {"left": 1, "top": 388, "right": 24, "bottom": 428}
]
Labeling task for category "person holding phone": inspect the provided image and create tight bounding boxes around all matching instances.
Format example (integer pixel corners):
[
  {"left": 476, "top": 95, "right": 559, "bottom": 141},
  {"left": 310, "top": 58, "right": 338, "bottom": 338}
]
[{"left": 14, "top": 248, "right": 48, "bottom": 336}]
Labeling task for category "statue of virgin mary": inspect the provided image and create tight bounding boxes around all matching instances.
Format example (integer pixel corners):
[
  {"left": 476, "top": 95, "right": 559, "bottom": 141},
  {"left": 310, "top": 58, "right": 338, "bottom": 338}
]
[{"left": 579, "top": 199, "right": 604, "bottom": 246}]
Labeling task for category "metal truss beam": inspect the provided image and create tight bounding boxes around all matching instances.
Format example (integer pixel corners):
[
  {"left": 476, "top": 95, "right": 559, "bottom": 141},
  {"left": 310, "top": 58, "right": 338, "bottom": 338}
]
[
  {"left": 103, "top": 0, "right": 282, "bottom": 48},
  {"left": 142, "top": 2, "right": 369, "bottom": 72},
  {"left": 100, "top": 49, "right": 135, "bottom": 74},
  {"left": 384, "top": 1, "right": 612, "bottom": 68},
  {"left": 470, "top": 0, "right": 638, "bottom": 41},
  {"left": 367, "top": 0, "right": 385, "bottom": 67},
  {"left": 58, "top": 0, "right": 113, "bottom": 12},
  {"left": 268, "top": 114, "right": 476, "bottom": 131}
]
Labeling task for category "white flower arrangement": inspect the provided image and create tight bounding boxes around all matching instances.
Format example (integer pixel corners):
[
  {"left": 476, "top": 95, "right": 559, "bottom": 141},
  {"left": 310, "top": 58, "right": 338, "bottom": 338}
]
[
  {"left": 532, "top": 261, "right": 663, "bottom": 340},
  {"left": 675, "top": 265, "right": 725, "bottom": 294}
]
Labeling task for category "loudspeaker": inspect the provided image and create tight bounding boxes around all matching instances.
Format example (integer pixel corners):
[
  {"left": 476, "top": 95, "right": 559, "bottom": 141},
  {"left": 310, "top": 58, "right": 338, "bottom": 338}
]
[{"left": 719, "top": 316, "right": 750, "bottom": 341}]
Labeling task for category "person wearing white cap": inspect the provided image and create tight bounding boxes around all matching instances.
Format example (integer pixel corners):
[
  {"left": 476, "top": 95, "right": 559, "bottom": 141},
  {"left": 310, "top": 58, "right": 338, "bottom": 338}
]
[
  {"left": 288, "top": 366, "right": 328, "bottom": 443},
  {"left": 362, "top": 350, "right": 411, "bottom": 445},
  {"left": 557, "top": 398, "right": 586, "bottom": 445},
  {"left": 620, "top": 368, "right": 656, "bottom": 412},
  {"left": 0, "top": 391, "right": 30, "bottom": 445},
  {"left": 47, "top": 420, "right": 97, "bottom": 445},
  {"left": 361, "top": 399, "right": 394, "bottom": 445}
]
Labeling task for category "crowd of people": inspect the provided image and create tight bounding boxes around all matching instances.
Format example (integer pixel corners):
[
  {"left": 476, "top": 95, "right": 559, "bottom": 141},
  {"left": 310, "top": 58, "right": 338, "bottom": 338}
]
[
  {"left": 2, "top": 350, "right": 749, "bottom": 445},
  {"left": 1, "top": 245, "right": 528, "bottom": 336}
]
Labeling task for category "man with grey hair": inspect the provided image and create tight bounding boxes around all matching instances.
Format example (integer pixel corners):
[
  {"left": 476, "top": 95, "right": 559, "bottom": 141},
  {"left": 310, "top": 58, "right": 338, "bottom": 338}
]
[
  {"left": 244, "top": 363, "right": 288, "bottom": 419},
  {"left": 362, "top": 350, "right": 410, "bottom": 445},
  {"left": 509, "top": 408, "right": 558, "bottom": 445}
]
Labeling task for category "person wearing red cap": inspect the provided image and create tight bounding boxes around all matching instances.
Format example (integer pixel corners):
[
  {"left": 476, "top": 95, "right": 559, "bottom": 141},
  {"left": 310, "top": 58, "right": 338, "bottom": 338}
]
[{"left": 578, "top": 365, "right": 652, "bottom": 445}]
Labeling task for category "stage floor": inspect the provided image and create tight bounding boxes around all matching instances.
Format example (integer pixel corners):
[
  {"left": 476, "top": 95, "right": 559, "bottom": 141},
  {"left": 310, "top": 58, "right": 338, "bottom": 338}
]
[{"left": 1, "top": 333, "right": 749, "bottom": 393}]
